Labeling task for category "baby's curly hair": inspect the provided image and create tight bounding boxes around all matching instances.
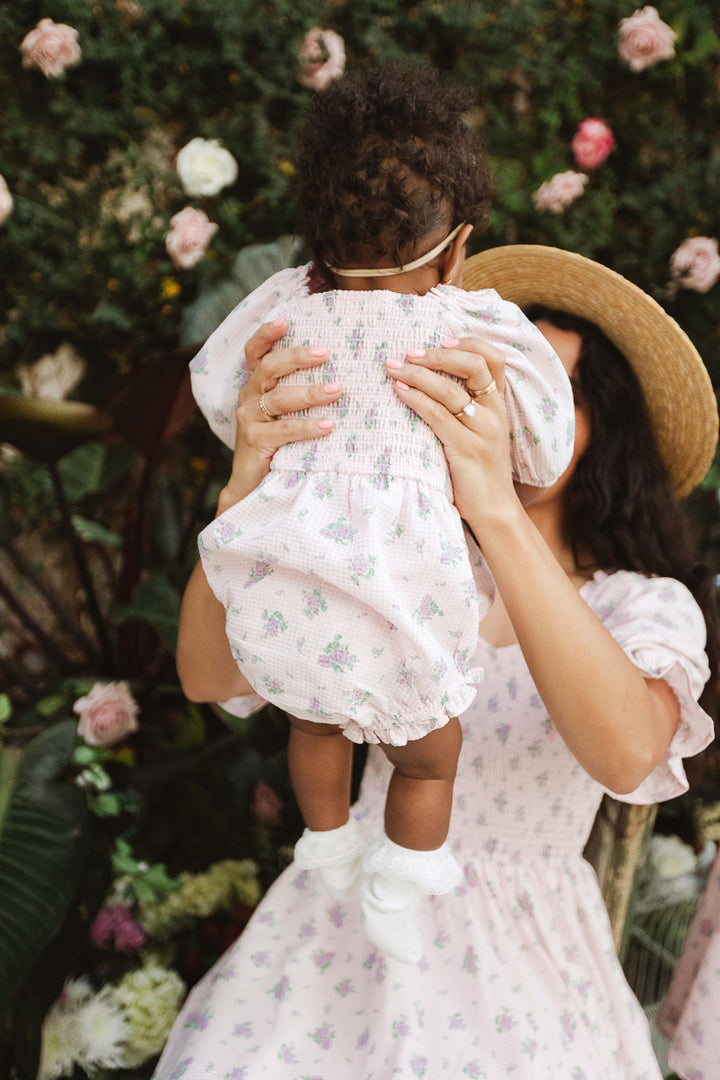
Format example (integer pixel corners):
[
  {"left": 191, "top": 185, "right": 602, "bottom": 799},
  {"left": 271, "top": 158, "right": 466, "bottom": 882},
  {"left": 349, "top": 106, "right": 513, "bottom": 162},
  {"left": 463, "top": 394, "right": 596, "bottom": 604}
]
[{"left": 296, "top": 61, "right": 493, "bottom": 272}]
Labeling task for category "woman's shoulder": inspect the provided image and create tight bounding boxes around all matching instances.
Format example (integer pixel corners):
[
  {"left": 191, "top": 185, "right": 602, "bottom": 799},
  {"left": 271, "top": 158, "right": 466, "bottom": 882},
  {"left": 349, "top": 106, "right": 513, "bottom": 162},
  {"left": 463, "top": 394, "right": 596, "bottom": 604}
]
[{"left": 582, "top": 569, "right": 706, "bottom": 640}]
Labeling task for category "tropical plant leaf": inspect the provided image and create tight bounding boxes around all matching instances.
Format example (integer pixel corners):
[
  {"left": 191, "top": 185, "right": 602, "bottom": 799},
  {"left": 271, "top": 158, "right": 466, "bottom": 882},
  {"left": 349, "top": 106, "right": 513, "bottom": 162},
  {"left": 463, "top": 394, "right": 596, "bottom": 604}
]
[
  {"left": 104, "top": 348, "right": 197, "bottom": 458},
  {"left": 57, "top": 441, "right": 136, "bottom": 505},
  {"left": 113, "top": 572, "right": 182, "bottom": 649},
  {"left": 0, "top": 721, "right": 89, "bottom": 1011},
  {"left": 0, "top": 395, "right": 113, "bottom": 463}
]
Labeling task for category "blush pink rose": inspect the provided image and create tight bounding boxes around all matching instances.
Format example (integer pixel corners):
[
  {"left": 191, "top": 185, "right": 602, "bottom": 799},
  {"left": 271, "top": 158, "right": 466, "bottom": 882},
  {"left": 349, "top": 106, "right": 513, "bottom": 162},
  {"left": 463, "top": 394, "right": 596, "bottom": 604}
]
[
  {"left": 250, "top": 781, "right": 284, "bottom": 827},
  {"left": 73, "top": 681, "right": 139, "bottom": 747},
  {"left": 20, "top": 18, "right": 81, "bottom": 78},
  {"left": 532, "top": 170, "right": 588, "bottom": 214},
  {"left": 165, "top": 207, "right": 218, "bottom": 269},
  {"left": 571, "top": 119, "right": 615, "bottom": 170},
  {"left": 298, "top": 28, "right": 346, "bottom": 91},
  {"left": 669, "top": 237, "right": 720, "bottom": 293},
  {"left": 618, "top": 6, "right": 676, "bottom": 72},
  {"left": 0, "top": 174, "right": 12, "bottom": 227}
]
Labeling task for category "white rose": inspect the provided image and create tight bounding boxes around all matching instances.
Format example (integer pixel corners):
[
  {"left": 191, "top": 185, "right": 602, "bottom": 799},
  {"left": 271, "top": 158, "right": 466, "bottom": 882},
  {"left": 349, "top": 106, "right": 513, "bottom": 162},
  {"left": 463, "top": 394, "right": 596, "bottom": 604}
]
[
  {"left": 649, "top": 834, "right": 697, "bottom": 879},
  {"left": 16, "top": 343, "right": 85, "bottom": 400},
  {"left": 0, "top": 174, "right": 13, "bottom": 226},
  {"left": 176, "top": 138, "right": 238, "bottom": 197}
]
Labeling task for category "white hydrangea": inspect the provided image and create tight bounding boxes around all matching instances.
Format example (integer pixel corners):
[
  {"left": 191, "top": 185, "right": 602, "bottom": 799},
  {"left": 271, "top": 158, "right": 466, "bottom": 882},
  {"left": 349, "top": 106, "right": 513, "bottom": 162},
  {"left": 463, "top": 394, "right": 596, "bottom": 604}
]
[
  {"left": 176, "top": 137, "right": 238, "bottom": 197},
  {"left": 38, "top": 979, "right": 92, "bottom": 1080},
  {"left": 76, "top": 988, "right": 129, "bottom": 1069},
  {"left": 113, "top": 961, "right": 186, "bottom": 1067}
]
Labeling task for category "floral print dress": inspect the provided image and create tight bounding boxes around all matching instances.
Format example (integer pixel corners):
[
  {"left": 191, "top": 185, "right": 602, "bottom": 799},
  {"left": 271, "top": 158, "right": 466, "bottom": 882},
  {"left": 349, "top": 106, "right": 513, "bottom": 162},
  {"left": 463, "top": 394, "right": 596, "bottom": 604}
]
[
  {"left": 192, "top": 266, "right": 574, "bottom": 743},
  {"left": 657, "top": 849, "right": 720, "bottom": 1078},
  {"left": 153, "top": 569, "right": 713, "bottom": 1080}
]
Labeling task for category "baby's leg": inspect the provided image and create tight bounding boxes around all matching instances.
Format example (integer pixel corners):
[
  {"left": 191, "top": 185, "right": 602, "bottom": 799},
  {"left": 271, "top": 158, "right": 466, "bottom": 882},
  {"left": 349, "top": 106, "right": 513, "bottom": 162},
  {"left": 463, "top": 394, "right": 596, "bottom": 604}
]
[
  {"left": 288, "top": 715, "right": 370, "bottom": 898},
  {"left": 287, "top": 714, "right": 352, "bottom": 831},
  {"left": 382, "top": 716, "right": 462, "bottom": 850},
  {"left": 360, "top": 718, "right": 463, "bottom": 963}
]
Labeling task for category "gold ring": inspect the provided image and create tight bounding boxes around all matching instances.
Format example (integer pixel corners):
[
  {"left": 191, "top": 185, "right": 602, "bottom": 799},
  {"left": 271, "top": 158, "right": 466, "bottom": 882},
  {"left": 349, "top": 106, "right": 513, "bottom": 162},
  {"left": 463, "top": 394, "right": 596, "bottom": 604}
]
[
  {"left": 453, "top": 398, "right": 477, "bottom": 419},
  {"left": 468, "top": 378, "right": 497, "bottom": 399},
  {"left": 258, "top": 393, "right": 277, "bottom": 420}
]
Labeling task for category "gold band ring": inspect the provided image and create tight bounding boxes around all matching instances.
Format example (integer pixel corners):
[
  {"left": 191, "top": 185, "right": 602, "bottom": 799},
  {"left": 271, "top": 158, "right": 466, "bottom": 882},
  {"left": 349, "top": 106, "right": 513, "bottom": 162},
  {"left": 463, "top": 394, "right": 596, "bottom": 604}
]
[
  {"left": 258, "top": 393, "right": 277, "bottom": 420},
  {"left": 453, "top": 397, "right": 477, "bottom": 419},
  {"left": 468, "top": 378, "right": 497, "bottom": 399}
]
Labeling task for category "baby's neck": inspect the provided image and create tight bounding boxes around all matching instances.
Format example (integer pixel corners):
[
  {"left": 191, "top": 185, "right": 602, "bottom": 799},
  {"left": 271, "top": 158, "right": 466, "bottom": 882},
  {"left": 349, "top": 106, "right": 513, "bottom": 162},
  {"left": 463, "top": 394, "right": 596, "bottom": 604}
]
[{"left": 331, "top": 264, "right": 444, "bottom": 297}]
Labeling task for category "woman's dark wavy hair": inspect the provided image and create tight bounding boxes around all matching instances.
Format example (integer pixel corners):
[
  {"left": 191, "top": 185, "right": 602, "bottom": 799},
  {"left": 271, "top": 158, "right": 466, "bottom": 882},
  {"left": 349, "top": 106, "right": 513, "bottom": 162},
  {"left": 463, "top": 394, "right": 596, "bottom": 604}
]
[
  {"left": 527, "top": 306, "right": 719, "bottom": 711},
  {"left": 296, "top": 60, "right": 493, "bottom": 272}
]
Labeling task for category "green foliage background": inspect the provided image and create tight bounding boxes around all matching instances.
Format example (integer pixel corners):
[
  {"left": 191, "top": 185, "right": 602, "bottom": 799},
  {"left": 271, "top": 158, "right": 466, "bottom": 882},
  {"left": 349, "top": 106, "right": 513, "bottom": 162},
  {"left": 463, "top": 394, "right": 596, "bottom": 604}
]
[
  {"left": 0, "top": 3, "right": 719, "bottom": 1074},
  {"left": 2, "top": 0, "right": 719, "bottom": 385}
]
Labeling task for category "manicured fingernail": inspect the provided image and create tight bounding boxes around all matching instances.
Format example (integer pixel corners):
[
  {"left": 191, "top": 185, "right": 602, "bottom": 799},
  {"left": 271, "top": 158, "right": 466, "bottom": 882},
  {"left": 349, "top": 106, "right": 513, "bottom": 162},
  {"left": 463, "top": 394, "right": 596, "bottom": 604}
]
[
  {"left": 395, "top": 380, "right": 410, "bottom": 390},
  {"left": 310, "top": 346, "right": 327, "bottom": 357},
  {"left": 406, "top": 348, "right": 425, "bottom": 359},
  {"left": 272, "top": 318, "right": 285, "bottom": 327},
  {"left": 318, "top": 419, "right": 333, "bottom": 430},
  {"left": 324, "top": 382, "right": 341, "bottom": 394},
  {"left": 386, "top": 358, "right": 404, "bottom": 369},
  {"left": 442, "top": 337, "right": 459, "bottom": 348}
]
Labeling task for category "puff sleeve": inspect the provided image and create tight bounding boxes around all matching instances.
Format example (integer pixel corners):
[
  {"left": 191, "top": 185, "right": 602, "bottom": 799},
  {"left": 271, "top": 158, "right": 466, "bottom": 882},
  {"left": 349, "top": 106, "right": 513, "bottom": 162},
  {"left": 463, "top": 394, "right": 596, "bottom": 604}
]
[
  {"left": 587, "top": 571, "right": 714, "bottom": 803},
  {"left": 443, "top": 287, "right": 575, "bottom": 488},
  {"left": 189, "top": 266, "right": 311, "bottom": 450}
]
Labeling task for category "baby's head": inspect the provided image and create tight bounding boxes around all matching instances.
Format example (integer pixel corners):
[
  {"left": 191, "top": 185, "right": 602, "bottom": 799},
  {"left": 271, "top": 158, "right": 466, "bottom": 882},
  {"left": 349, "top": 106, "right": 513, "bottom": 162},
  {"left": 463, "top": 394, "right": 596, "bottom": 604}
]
[{"left": 297, "top": 61, "right": 493, "bottom": 276}]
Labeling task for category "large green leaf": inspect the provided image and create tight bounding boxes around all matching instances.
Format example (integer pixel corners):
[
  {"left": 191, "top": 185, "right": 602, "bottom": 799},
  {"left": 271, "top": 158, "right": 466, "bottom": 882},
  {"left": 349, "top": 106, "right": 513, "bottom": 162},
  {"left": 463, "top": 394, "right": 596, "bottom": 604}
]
[
  {"left": 113, "top": 572, "right": 182, "bottom": 649},
  {"left": 0, "top": 721, "right": 89, "bottom": 1011},
  {"left": 0, "top": 395, "right": 113, "bottom": 463}
]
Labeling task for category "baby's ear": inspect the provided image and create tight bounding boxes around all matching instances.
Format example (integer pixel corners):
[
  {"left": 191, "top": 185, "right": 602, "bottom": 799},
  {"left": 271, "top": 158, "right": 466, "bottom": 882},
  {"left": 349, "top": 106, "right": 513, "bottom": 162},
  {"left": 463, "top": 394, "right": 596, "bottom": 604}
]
[{"left": 442, "top": 223, "right": 474, "bottom": 286}]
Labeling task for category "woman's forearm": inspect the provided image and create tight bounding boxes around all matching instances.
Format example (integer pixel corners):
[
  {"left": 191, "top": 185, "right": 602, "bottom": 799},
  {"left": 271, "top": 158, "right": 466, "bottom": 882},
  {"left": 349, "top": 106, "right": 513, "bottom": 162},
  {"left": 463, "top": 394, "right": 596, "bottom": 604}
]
[
  {"left": 470, "top": 500, "right": 680, "bottom": 793},
  {"left": 176, "top": 560, "right": 254, "bottom": 703}
]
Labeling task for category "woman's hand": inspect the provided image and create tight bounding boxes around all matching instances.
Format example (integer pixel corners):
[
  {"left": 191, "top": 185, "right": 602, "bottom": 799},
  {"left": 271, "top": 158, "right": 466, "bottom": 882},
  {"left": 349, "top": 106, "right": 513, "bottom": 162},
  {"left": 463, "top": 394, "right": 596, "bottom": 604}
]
[
  {"left": 216, "top": 318, "right": 343, "bottom": 515},
  {"left": 384, "top": 337, "right": 520, "bottom": 531}
]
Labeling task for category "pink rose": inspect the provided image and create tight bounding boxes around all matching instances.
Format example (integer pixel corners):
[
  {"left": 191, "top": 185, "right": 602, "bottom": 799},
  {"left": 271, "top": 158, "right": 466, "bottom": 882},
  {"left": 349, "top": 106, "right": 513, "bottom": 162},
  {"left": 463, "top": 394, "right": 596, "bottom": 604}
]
[
  {"left": 669, "top": 237, "right": 720, "bottom": 293},
  {"left": 90, "top": 903, "right": 146, "bottom": 953},
  {"left": 618, "top": 6, "right": 676, "bottom": 72},
  {"left": 0, "top": 174, "right": 12, "bottom": 227},
  {"left": 165, "top": 207, "right": 218, "bottom": 269},
  {"left": 571, "top": 119, "right": 615, "bottom": 171},
  {"left": 532, "top": 171, "right": 588, "bottom": 214},
  {"left": 298, "top": 28, "right": 346, "bottom": 92},
  {"left": 250, "top": 781, "right": 284, "bottom": 827},
  {"left": 20, "top": 18, "right": 81, "bottom": 78},
  {"left": 73, "top": 681, "right": 139, "bottom": 747}
]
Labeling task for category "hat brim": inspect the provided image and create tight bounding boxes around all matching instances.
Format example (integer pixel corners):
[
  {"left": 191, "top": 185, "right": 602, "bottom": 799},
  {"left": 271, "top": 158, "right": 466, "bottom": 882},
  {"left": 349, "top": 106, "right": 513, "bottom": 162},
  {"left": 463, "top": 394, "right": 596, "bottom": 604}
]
[{"left": 463, "top": 245, "right": 718, "bottom": 496}]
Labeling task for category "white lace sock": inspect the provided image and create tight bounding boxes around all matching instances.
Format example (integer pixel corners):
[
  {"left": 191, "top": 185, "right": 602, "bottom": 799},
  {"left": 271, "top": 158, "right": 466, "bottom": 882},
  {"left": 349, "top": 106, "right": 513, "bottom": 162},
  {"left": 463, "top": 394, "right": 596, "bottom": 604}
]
[
  {"left": 293, "top": 819, "right": 372, "bottom": 899},
  {"left": 359, "top": 834, "right": 463, "bottom": 963}
]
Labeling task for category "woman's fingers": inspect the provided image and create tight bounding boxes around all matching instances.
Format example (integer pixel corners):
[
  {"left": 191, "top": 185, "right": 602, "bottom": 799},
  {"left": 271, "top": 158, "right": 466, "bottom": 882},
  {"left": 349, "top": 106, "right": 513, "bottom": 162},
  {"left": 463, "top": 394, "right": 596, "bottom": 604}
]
[
  {"left": 245, "top": 318, "right": 330, "bottom": 383},
  {"left": 239, "top": 378, "right": 342, "bottom": 424},
  {"left": 404, "top": 337, "right": 507, "bottom": 396}
]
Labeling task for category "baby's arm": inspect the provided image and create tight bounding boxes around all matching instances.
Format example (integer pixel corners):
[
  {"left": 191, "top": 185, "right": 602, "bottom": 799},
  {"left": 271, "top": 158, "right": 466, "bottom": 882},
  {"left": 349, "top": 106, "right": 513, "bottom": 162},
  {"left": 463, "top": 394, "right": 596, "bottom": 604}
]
[
  {"left": 189, "top": 266, "right": 310, "bottom": 449},
  {"left": 453, "top": 294, "right": 575, "bottom": 487}
]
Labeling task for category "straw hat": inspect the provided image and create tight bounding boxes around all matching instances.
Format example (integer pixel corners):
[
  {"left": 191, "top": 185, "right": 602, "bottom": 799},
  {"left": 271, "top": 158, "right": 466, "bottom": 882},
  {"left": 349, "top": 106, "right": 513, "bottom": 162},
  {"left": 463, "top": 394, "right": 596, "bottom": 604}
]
[{"left": 463, "top": 244, "right": 718, "bottom": 496}]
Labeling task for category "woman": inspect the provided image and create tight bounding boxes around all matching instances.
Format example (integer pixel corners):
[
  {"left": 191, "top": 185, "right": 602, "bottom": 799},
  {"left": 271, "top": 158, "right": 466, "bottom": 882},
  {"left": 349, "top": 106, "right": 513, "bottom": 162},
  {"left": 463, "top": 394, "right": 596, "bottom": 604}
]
[{"left": 155, "top": 245, "right": 718, "bottom": 1080}]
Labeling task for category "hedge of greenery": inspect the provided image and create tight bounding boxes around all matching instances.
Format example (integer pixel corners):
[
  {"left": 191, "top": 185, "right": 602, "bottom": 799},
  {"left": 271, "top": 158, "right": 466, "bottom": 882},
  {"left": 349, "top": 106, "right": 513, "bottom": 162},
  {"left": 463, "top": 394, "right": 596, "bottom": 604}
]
[{"left": 1, "top": 2, "right": 719, "bottom": 1076}]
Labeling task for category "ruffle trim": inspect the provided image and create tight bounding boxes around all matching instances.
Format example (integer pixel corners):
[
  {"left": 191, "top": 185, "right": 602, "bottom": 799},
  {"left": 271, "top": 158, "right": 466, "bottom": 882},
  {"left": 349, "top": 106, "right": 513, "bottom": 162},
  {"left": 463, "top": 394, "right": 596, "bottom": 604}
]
[
  {"left": 606, "top": 650, "right": 714, "bottom": 805},
  {"left": 339, "top": 671, "right": 483, "bottom": 746},
  {"left": 294, "top": 819, "right": 373, "bottom": 869},
  {"left": 362, "top": 835, "right": 463, "bottom": 895},
  {"left": 218, "top": 693, "right": 267, "bottom": 719}
]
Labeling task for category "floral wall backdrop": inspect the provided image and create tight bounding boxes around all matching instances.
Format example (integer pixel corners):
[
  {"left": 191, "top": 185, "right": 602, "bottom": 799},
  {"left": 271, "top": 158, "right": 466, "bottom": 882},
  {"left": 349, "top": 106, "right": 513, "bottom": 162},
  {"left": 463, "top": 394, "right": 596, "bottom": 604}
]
[{"left": 0, "top": 1, "right": 719, "bottom": 1076}]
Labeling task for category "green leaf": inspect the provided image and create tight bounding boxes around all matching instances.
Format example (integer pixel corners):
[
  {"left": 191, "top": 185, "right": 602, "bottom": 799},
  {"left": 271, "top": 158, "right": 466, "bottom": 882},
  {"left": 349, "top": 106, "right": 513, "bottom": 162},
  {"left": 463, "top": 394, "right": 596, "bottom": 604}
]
[
  {"left": 57, "top": 442, "right": 135, "bottom": 505},
  {"left": 0, "top": 695, "right": 12, "bottom": 723},
  {"left": 71, "top": 514, "right": 122, "bottom": 549},
  {"left": 0, "top": 722, "right": 88, "bottom": 1011},
  {"left": 34, "top": 695, "right": 68, "bottom": 718},
  {"left": 0, "top": 395, "right": 113, "bottom": 463},
  {"left": 113, "top": 573, "right": 182, "bottom": 649}
]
